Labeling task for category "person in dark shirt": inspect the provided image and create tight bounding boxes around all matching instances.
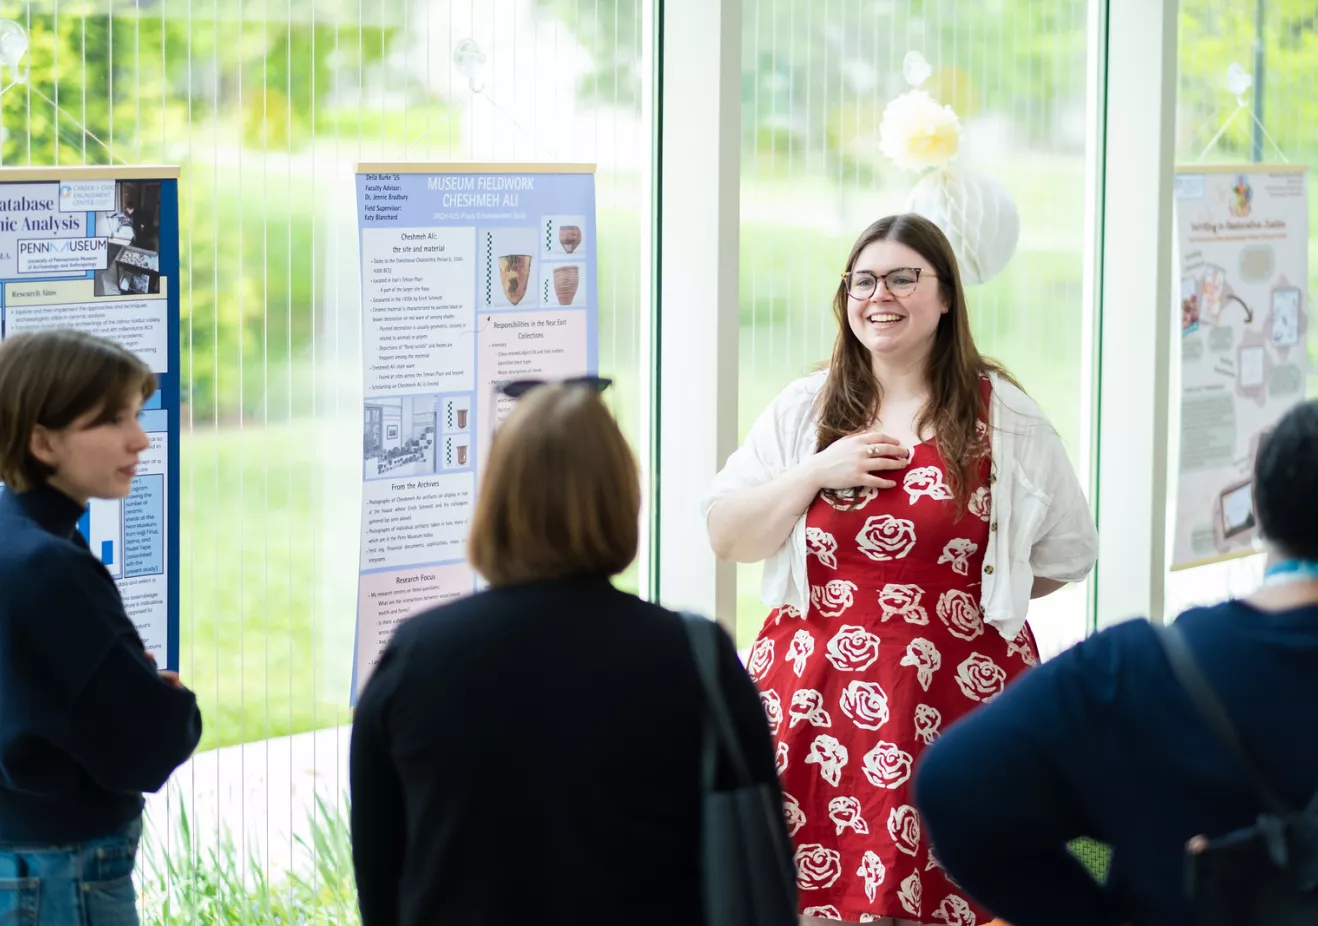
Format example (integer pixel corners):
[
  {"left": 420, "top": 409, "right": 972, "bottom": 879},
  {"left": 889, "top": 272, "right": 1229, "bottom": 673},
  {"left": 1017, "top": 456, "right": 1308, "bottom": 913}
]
[
  {"left": 0, "top": 329, "right": 202, "bottom": 925},
  {"left": 913, "top": 397, "right": 1318, "bottom": 926},
  {"left": 349, "top": 378, "right": 784, "bottom": 926}
]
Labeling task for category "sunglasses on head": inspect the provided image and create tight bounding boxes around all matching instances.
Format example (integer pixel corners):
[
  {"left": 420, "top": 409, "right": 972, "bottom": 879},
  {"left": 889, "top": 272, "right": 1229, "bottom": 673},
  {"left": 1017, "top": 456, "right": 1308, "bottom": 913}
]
[{"left": 493, "top": 375, "right": 613, "bottom": 399}]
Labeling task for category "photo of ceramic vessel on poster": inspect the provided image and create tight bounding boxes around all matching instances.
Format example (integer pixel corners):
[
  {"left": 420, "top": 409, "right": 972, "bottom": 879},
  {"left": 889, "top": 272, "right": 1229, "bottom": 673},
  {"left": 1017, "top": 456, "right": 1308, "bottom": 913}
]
[{"left": 481, "top": 227, "right": 539, "bottom": 309}]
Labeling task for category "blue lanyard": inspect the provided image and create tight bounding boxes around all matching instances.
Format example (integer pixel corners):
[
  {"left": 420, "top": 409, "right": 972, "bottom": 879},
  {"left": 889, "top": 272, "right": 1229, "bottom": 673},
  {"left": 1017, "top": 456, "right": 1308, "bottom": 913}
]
[{"left": 1262, "top": 560, "right": 1318, "bottom": 587}]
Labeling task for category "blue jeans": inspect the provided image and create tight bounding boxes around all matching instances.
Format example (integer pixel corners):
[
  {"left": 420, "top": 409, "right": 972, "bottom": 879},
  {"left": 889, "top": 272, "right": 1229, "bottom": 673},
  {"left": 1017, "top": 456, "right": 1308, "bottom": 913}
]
[{"left": 0, "top": 818, "right": 141, "bottom": 925}]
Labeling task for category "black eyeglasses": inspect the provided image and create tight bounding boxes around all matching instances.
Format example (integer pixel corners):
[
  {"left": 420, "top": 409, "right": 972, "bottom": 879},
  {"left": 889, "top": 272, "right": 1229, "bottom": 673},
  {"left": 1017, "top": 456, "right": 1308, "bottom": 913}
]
[
  {"left": 493, "top": 375, "right": 613, "bottom": 399},
  {"left": 841, "top": 267, "right": 933, "bottom": 299}
]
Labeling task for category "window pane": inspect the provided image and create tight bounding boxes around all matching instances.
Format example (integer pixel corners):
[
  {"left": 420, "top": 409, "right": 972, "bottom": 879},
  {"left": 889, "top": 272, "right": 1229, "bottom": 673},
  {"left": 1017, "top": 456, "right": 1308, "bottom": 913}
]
[
  {"left": 1166, "top": 0, "right": 1318, "bottom": 617},
  {"left": 1, "top": 1, "right": 650, "bottom": 917},
  {"left": 737, "top": 0, "right": 1096, "bottom": 657}
]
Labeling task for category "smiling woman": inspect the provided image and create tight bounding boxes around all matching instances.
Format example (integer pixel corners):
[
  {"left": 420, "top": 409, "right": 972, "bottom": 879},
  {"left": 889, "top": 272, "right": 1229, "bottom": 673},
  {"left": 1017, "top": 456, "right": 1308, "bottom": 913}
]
[{"left": 702, "top": 213, "right": 1097, "bottom": 923}]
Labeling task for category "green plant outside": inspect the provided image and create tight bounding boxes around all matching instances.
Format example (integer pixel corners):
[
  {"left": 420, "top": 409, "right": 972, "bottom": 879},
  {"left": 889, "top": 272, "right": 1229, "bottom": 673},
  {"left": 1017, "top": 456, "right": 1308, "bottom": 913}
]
[{"left": 140, "top": 792, "right": 359, "bottom": 926}]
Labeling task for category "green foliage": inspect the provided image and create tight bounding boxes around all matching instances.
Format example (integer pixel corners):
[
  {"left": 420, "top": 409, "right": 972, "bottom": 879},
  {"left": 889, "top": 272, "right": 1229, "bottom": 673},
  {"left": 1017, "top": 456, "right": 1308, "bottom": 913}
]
[
  {"left": 532, "top": 0, "right": 644, "bottom": 108},
  {"left": 1179, "top": 0, "right": 1318, "bottom": 162},
  {"left": 0, "top": 11, "right": 116, "bottom": 166},
  {"left": 140, "top": 792, "right": 359, "bottom": 926},
  {"left": 180, "top": 418, "right": 355, "bottom": 753}
]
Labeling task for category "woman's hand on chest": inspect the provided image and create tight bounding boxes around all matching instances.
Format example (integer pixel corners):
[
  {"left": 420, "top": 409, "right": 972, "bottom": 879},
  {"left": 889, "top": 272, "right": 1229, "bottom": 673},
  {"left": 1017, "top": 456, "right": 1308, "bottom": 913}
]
[{"left": 808, "top": 431, "right": 911, "bottom": 491}]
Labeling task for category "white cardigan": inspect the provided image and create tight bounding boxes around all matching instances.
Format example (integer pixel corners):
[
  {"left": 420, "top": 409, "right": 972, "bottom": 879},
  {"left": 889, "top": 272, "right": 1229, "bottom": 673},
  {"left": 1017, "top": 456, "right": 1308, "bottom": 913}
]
[{"left": 701, "top": 370, "right": 1099, "bottom": 642}]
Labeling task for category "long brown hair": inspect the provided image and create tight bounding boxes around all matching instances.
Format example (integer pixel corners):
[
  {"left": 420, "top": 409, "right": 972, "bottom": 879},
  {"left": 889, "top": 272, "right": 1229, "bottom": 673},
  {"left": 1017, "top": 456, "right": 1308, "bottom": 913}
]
[{"left": 816, "top": 213, "right": 1017, "bottom": 510}]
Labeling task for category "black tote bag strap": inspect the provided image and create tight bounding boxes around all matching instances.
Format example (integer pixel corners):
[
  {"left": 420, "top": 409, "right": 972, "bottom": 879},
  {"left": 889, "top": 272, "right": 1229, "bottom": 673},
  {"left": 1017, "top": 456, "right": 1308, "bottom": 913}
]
[
  {"left": 681, "top": 612, "right": 756, "bottom": 789},
  {"left": 1155, "top": 623, "right": 1292, "bottom": 816}
]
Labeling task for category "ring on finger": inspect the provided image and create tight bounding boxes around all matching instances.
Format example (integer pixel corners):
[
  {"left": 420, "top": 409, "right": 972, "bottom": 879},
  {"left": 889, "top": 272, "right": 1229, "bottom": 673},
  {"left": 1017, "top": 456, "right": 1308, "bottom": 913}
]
[{"left": 866, "top": 444, "right": 879, "bottom": 458}]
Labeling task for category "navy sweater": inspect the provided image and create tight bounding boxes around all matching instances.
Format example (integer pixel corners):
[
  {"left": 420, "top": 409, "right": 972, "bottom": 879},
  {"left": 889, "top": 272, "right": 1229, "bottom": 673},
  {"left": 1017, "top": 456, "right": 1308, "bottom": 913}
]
[
  {"left": 915, "top": 602, "right": 1318, "bottom": 926},
  {"left": 0, "top": 485, "right": 202, "bottom": 844}
]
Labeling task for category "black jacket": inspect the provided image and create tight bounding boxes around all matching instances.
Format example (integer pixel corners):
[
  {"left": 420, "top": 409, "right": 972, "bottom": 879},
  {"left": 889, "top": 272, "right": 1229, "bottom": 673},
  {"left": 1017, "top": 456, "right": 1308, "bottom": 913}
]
[
  {"left": 349, "top": 576, "right": 781, "bottom": 925},
  {"left": 0, "top": 485, "right": 202, "bottom": 844}
]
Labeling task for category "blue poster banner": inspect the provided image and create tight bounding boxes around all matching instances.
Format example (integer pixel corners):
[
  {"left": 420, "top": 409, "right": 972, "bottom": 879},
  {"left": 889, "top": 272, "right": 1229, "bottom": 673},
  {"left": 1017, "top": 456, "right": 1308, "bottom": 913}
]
[
  {"left": 350, "top": 163, "right": 599, "bottom": 701},
  {"left": 0, "top": 167, "right": 181, "bottom": 670}
]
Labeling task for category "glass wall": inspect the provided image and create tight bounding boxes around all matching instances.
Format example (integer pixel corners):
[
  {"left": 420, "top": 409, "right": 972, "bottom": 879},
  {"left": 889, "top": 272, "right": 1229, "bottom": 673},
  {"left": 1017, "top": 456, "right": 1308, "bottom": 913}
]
[
  {"left": 1165, "top": 0, "right": 1318, "bottom": 617},
  {"left": 736, "top": 0, "right": 1097, "bottom": 656},
  {"left": 0, "top": 1, "right": 650, "bottom": 920}
]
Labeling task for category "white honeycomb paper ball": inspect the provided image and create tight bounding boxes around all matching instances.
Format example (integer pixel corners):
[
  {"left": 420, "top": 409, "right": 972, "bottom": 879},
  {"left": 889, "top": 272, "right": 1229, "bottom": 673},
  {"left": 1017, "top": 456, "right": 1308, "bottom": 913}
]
[{"left": 907, "top": 167, "right": 1020, "bottom": 286}]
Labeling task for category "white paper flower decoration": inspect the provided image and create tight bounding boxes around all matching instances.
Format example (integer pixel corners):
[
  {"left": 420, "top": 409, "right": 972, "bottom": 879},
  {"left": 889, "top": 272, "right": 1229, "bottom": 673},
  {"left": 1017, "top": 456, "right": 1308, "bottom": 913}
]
[
  {"left": 879, "top": 90, "right": 961, "bottom": 173},
  {"left": 907, "top": 167, "right": 1020, "bottom": 286}
]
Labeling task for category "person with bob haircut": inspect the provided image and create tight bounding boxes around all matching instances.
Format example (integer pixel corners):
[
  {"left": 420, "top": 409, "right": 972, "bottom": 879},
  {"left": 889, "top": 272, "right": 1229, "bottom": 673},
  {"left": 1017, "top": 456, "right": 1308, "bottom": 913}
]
[
  {"left": 0, "top": 329, "right": 202, "bottom": 925},
  {"left": 915, "top": 398, "right": 1318, "bottom": 926},
  {"left": 349, "top": 377, "right": 785, "bottom": 926}
]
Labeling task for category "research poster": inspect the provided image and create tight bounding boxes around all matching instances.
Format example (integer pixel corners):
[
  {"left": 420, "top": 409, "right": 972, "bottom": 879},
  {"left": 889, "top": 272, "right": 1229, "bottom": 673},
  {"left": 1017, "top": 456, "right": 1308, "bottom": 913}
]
[
  {"left": 1172, "top": 164, "right": 1310, "bottom": 569},
  {"left": 0, "top": 166, "right": 180, "bottom": 666},
  {"left": 351, "top": 163, "right": 598, "bottom": 697}
]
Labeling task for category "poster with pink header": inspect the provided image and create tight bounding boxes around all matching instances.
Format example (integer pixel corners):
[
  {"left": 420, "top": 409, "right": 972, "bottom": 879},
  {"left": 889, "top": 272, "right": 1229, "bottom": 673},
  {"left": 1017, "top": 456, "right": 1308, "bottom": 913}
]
[
  {"left": 350, "top": 163, "right": 597, "bottom": 699},
  {"left": 1172, "top": 164, "right": 1309, "bottom": 569}
]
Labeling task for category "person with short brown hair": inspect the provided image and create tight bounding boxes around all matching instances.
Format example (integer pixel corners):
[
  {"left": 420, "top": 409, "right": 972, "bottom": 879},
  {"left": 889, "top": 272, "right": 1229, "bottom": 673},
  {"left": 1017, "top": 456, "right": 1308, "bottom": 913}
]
[
  {"left": 465, "top": 382, "right": 639, "bottom": 586},
  {"left": 349, "top": 380, "right": 785, "bottom": 926},
  {"left": 0, "top": 329, "right": 202, "bottom": 925}
]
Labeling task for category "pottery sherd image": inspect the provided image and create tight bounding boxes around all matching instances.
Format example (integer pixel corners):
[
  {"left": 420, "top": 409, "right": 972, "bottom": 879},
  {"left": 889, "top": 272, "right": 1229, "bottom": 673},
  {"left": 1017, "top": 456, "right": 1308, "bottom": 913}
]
[
  {"left": 559, "top": 225, "right": 582, "bottom": 254},
  {"left": 553, "top": 265, "right": 580, "bottom": 305},
  {"left": 498, "top": 254, "right": 533, "bottom": 305}
]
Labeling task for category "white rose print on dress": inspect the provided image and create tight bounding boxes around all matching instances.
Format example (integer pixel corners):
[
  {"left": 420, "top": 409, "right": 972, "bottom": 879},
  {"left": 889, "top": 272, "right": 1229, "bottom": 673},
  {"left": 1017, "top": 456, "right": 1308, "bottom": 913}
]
[
  {"left": 760, "top": 689, "right": 783, "bottom": 736},
  {"left": 827, "top": 796, "right": 870, "bottom": 836},
  {"left": 904, "top": 465, "right": 953, "bottom": 505},
  {"left": 811, "top": 579, "right": 858, "bottom": 618},
  {"left": 861, "top": 741, "right": 914, "bottom": 790},
  {"left": 968, "top": 485, "right": 991, "bottom": 522},
  {"left": 877, "top": 583, "right": 929, "bottom": 625},
  {"left": 888, "top": 804, "right": 921, "bottom": 857},
  {"left": 785, "top": 629, "right": 815, "bottom": 678},
  {"left": 825, "top": 625, "right": 882, "bottom": 672},
  {"left": 913, "top": 703, "right": 942, "bottom": 745},
  {"left": 746, "top": 637, "right": 775, "bottom": 682},
  {"left": 821, "top": 486, "right": 879, "bottom": 512},
  {"left": 937, "top": 589, "right": 984, "bottom": 641},
  {"left": 789, "top": 689, "right": 833, "bottom": 729},
  {"left": 802, "top": 907, "right": 842, "bottom": 919},
  {"left": 856, "top": 515, "right": 918, "bottom": 561},
  {"left": 774, "top": 603, "right": 804, "bottom": 625},
  {"left": 938, "top": 538, "right": 979, "bottom": 577},
  {"left": 775, "top": 742, "right": 789, "bottom": 776},
  {"left": 806, "top": 527, "right": 839, "bottom": 569},
  {"left": 900, "top": 638, "right": 942, "bottom": 691},
  {"left": 804, "top": 734, "right": 849, "bottom": 786},
  {"left": 794, "top": 844, "right": 843, "bottom": 890},
  {"left": 839, "top": 679, "right": 890, "bottom": 731},
  {"left": 1008, "top": 629, "right": 1038, "bottom": 666},
  {"left": 956, "top": 652, "right": 1008, "bottom": 703},
  {"left": 782, "top": 792, "right": 807, "bottom": 837},
  {"left": 857, "top": 850, "right": 887, "bottom": 902},
  {"left": 898, "top": 871, "right": 923, "bottom": 917},
  {"left": 933, "top": 895, "right": 977, "bottom": 926}
]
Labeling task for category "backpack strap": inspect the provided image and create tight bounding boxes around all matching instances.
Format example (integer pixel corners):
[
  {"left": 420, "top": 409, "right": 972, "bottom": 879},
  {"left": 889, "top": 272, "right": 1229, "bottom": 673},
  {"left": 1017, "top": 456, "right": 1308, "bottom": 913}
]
[{"left": 1155, "top": 622, "right": 1292, "bottom": 816}]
